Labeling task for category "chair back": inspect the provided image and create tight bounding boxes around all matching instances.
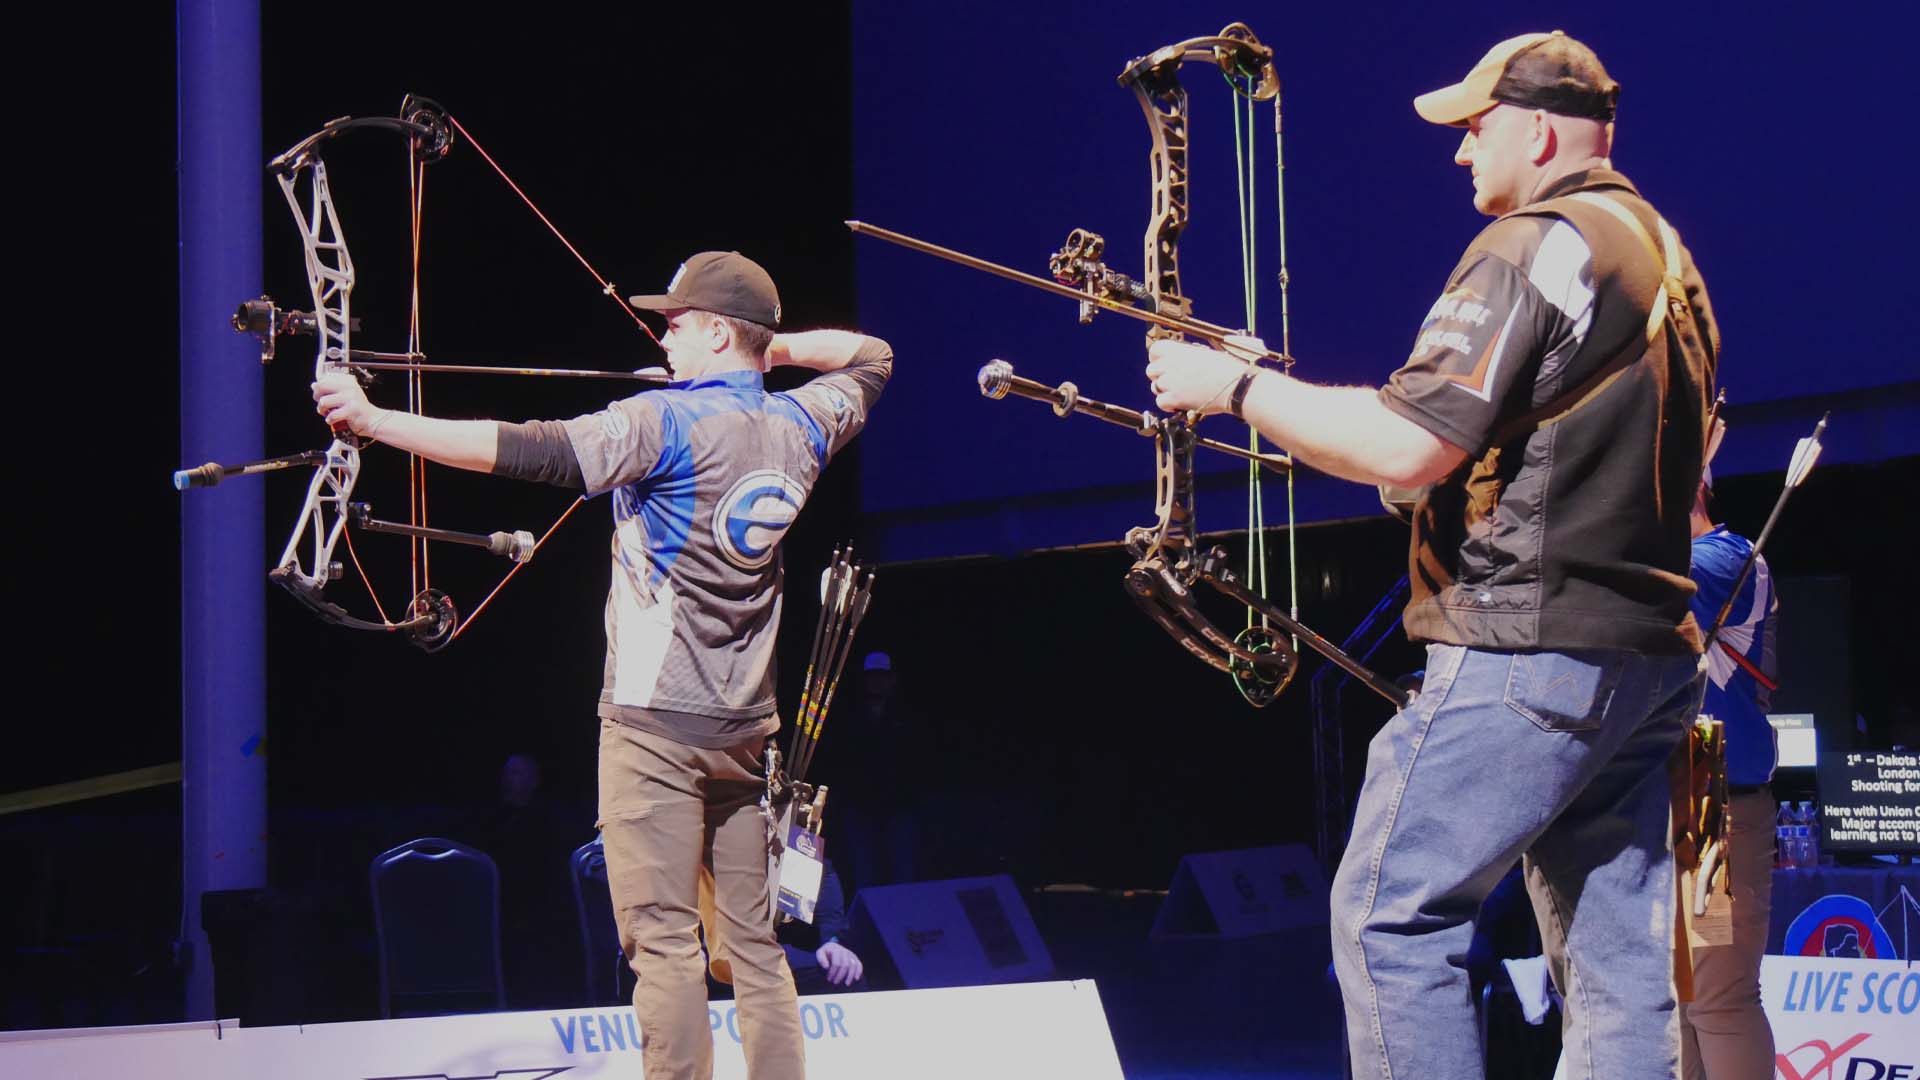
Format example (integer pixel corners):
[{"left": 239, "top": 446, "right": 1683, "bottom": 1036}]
[
  {"left": 370, "top": 836, "right": 506, "bottom": 1017},
  {"left": 570, "top": 835, "right": 625, "bottom": 1003}
]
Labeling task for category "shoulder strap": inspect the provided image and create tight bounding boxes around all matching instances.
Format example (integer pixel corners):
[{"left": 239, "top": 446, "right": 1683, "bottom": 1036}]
[
  {"left": 1482, "top": 191, "right": 1690, "bottom": 445},
  {"left": 1562, "top": 191, "right": 1689, "bottom": 343}
]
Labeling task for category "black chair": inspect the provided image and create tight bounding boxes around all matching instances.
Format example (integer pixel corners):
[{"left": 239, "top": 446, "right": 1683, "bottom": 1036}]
[
  {"left": 370, "top": 837, "right": 506, "bottom": 1018},
  {"left": 571, "top": 835, "right": 626, "bottom": 1003}
]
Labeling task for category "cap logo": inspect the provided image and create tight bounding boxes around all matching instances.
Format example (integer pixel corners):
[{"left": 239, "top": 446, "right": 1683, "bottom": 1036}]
[{"left": 667, "top": 262, "right": 688, "bottom": 294}]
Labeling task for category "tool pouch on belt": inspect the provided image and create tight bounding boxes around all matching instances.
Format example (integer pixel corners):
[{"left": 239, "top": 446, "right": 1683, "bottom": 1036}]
[{"left": 1670, "top": 716, "right": 1732, "bottom": 999}]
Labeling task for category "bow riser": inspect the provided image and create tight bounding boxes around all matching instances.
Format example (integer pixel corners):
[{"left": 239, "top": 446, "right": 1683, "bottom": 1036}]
[
  {"left": 1126, "top": 72, "right": 1192, "bottom": 325},
  {"left": 275, "top": 443, "right": 360, "bottom": 590}
]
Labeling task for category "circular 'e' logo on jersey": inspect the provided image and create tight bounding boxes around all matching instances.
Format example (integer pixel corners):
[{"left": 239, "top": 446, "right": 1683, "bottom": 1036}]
[{"left": 713, "top": 470, "right": 805, "bottom": 571}]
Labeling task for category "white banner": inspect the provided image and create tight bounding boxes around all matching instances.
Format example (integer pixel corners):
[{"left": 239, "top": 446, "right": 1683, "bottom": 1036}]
[
  {"left": 1762, "top": 955, "right": 1919, "bottom": 1079},
  {"left": 0, "top": 980, "right": 1123, "bottom": 1080}
]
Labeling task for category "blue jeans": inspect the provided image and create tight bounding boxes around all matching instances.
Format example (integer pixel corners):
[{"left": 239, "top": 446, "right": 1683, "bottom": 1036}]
[{"left": 1330, "top": 644, "right": 1703, "bottom": 1080}]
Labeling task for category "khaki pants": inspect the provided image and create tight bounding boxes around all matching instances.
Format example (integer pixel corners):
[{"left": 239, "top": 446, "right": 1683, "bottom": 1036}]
[
  {"left": 1679, "top": 790, "right": 1777, "bottom": 1080},
  {"left": 598, "top": 719, "right": 804, "bottom": 1080}
]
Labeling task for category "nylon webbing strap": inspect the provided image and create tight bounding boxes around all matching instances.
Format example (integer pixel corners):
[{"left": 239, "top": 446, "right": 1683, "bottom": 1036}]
[
  {"left": 1485, "top": 192, "right": 1690, "bottom": 444},
  {"left": 1564, "top": 191, "right": 1685, "bottom": 344}
]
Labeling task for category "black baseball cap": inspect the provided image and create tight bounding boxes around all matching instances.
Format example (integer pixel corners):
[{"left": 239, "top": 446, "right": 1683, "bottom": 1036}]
[
  {"left": 628, "top": 251, "right": 782, "bottom": 328},
  {"left": 1414, "top": 31, "right": 1619, "bottom": 126}
]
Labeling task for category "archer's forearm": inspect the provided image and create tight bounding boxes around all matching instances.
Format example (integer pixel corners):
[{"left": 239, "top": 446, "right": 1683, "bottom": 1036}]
[
  {"left": 1238, "top": 373, "right": 1461, "bottom": 487},
  {"left": 770, "top": 330, "right": 885, "bottom": 372},
  {"left": 364, "top": 409, "right": 500, "bottom": 473}
]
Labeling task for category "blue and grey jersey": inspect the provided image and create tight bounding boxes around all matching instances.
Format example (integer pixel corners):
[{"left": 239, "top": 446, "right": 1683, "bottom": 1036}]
[{"left": 513, "top": 339, "right": 890, "bottom": 748}]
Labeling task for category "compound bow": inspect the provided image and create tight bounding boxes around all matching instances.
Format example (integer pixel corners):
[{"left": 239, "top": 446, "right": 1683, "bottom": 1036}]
[
  {"left": 851, "top": 25, "right": 1408, "bottom": 708},
  {"left": 177, "top": 95, "right": 665, "bottom": 651}
]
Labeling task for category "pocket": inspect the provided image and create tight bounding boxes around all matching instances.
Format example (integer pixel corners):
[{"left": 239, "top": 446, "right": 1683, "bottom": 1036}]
[
  {"left": 596, "top": 718, "right": 664, "bottom": 827},
  {"left": 1503, "top": 650, "right": 1623, "bottom": 732}
]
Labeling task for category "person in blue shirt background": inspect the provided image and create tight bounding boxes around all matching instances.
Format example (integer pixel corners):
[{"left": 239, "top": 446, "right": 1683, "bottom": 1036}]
[
  {"left": 1679, "top": 462, "right": 1780, "bottom": 1080},
  {"left": 778, "top": 858, "right": 865, "bottom": 994}
]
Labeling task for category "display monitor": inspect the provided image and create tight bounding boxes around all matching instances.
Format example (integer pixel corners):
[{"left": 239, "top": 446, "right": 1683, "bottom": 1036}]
[
  {"left": 1769, "top": 713, "right": 1818, "bottom": 769},
  {"left": 1816, "top": 750, "right": 1920, "bottom": 855}
]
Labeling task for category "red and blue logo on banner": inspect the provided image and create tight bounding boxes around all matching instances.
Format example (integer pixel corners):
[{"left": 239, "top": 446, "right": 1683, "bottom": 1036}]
[{"left": 1783, "top": 894, "right": 1897, "bottom": 958}]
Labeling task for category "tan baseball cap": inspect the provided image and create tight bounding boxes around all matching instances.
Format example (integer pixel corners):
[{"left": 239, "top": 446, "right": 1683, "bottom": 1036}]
[{"left": 1414, "top": 30, "right": 1619, "bottom": 127}]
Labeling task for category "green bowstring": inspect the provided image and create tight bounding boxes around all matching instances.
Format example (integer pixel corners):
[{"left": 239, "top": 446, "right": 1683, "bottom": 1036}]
[{"left": 1225, "top": 70, "right": 1301, "bottom": 675}]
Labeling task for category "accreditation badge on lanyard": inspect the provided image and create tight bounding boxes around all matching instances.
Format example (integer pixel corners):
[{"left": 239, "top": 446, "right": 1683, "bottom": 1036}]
[{"left": 776, "top": 826, "right": 826, "bottom": 924}]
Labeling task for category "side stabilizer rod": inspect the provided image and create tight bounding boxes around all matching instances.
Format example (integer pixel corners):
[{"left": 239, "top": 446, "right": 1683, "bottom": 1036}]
[
  {"left": 979, "top": 359, "right": 1290, "bottom": 474},
  {"left": 348, "top": 502, "right": 535, "bottom": 562}
]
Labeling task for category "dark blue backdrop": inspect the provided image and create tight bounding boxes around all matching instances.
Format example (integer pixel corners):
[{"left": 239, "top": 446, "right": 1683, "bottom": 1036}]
[{"left": 852, "top": 1, "right": 1919, "bottom": 563}]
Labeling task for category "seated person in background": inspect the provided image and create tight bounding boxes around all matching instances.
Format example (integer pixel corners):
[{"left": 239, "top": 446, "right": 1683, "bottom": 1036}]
[
  {"left": 780, "top": 857, "right": 865, "bottom": 994},
  {"left": 708, "top": 856, "right": 865, "bottom": 997}
]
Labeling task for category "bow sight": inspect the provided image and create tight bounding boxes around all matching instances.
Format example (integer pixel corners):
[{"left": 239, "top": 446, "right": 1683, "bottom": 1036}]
[{"left": 232, "top": 297, "right": 361, "bottom": 364}]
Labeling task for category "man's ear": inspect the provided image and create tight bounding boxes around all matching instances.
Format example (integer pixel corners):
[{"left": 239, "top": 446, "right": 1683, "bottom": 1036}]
[
  {"left": 704, "top": 313, "right": 732, "bottom": 354},
  {"left": 1529, "top": 110, "right": 1556, "bottom": 165}
]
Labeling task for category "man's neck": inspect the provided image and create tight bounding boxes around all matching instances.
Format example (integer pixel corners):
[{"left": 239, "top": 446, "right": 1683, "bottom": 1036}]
[
  {"left": 1524, "top": 155, "right": 1612, "bottom": 207},
  {"left": 683, "top": 357, "right": 760, "bottom": 380}
]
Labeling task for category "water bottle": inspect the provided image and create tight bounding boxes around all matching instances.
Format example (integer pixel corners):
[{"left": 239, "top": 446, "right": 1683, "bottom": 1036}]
[
  {"left": 1776, "top": 801, "right": 1797, "bottom": 868},
  {"left": 1797, "top": 800, "right": 1820, "bottom": 868}
]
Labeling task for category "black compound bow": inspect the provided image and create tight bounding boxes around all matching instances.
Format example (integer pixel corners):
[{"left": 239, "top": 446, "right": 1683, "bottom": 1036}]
[{"left": 852, "top": 26, "right": 1409, "bottom": 709}]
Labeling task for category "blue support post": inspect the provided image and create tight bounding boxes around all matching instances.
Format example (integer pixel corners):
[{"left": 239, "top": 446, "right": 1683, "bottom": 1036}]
[{"left": 177, "top": 0, "right": 265, "bottom": 1020}]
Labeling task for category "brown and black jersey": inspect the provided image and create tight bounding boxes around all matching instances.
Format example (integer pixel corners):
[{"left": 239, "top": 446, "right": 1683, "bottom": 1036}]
[{"left": 1380, "top": 169, "right": 1718, "bottom": 654}]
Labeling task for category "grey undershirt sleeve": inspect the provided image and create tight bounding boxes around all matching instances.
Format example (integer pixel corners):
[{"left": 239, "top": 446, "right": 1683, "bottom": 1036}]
[{"left": 491, "top": 419, "right": 587, "bottom": 490}]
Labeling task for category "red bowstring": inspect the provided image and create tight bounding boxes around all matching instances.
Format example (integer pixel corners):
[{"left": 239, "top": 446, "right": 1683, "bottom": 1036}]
[
  {"left": 362, "top": 113, "right": 637, "bottom": 643},
  {"left": 341, "top": 527, "right": 397, "bottom": 628},
  {"left": 408, "top": 153, "right": 430, "bottom": 602},
  {"left": 450, "top": 495, "right": 589, "bottom": 642},
  {"left": 445, "top": 113, "right": 660, "bottom": 343}
]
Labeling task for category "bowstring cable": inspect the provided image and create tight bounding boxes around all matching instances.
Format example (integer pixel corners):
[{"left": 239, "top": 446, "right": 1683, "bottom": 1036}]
[
  {"left": 404, "top": 114, "right": 656, "bottom": 643},
  {"left": 450, "top": 495, "right": 589, "bottom": 642},
  {"left": 1273, "top": 90, "right": 1299, "bottom": 649},
  {"left": 1227, "top": 74, "right": 1271, "bottom": 636},
  {"left": 408, "top": 150, "right": 431, "bottom": 602},
  {"left": 445, "top": 114, "right": 660, "bottom": 344},
  {"left": 342, "top": 527, "right": 397, "bottom": 627}
]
